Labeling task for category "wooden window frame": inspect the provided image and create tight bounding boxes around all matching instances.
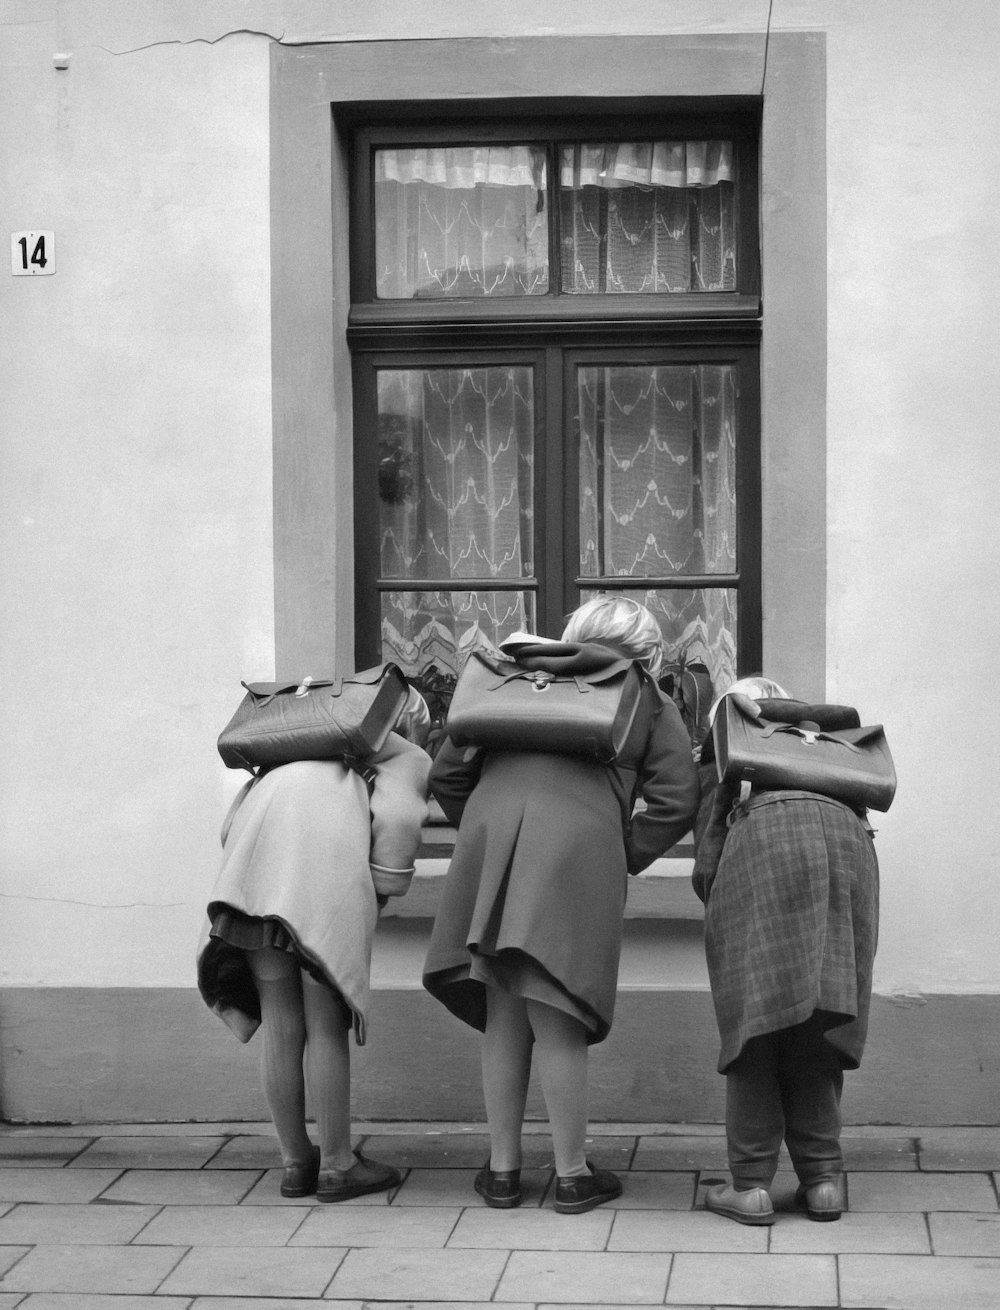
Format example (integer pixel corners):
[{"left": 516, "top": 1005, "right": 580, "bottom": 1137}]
[{"left": 348, "top": 109, "right": 761, "bottom": 674}]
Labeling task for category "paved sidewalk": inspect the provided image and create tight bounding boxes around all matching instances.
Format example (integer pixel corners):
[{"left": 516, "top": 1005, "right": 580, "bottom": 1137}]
[{"left": 0, "top": 1122, "right": 998, "bottom": 1308}]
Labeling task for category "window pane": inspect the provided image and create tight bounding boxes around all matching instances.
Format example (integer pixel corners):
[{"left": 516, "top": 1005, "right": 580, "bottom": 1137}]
[
  {"left": 577, "top": 363, "right": 737, "bottom": 578},
  {"left": 580, "top": 586, "right": 736, "bottom": 695},
  {"left": 374, "top": 146, "right": 549, "bottom": 299},
  {"left": 377, "top": 366, "right": 535, "bottom": 582},
  {"left": 381, "top": 589, "right": 533, "bottom": 678},
  {"left": 559, "top": 142, "right": 736, "bottom": 293}
]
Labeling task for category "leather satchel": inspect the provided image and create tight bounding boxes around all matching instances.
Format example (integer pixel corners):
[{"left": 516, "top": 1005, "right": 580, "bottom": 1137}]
[
  {"left": 713, "top": 693, "right": 897, "bottom": 812},
  {"left": 217, "top": 664, "right": 409, "bottom": 773},
  {"left": 446, "top": 648, "right": 648, "bottom": 764}
]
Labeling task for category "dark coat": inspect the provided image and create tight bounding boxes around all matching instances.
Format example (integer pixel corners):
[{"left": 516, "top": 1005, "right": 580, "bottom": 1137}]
[
  {"left": 693, "top": 765, "right": 879, "bottom": 1072},
  {"left": 422, "top": 643, "right": 700, "bottom": 1044}
]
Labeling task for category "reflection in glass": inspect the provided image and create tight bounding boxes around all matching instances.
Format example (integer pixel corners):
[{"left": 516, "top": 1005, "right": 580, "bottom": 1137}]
[
  {"left": 375, "top": 146, "right": 549, "bottom": 299},
  {"left": 381, "top": 590, "right": 533, "bottom": 678},
  {"left": 559, "top": 141, "right": 736, "bottom": 293}
]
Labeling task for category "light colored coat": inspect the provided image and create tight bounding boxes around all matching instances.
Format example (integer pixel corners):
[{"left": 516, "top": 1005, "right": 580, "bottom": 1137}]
[{"left": 197, "top": 732, "right": 429, "bottom": 1044}]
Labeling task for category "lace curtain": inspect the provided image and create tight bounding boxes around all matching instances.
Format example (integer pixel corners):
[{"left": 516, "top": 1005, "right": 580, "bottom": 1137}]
[
  {"left": 577, "top": 364, "right": 738, "bottom": 688},
  {"left": 374, "top": 140, "right": 735, "bottom": 299},
  {"left": 377, "top": 367, "right": 534, "bottom": 674}
]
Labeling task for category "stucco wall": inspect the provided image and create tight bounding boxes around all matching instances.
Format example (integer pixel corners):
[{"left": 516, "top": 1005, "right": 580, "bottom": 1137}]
[
  {"left": 1, "top": 0, "right": 997, "bottom": 1094},
  {"left": 1, "top": 7, "right": 274, "bottom": 987}
]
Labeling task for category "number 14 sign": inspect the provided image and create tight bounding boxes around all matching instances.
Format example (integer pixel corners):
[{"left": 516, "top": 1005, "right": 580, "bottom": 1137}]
[{"left": 11, "top": 231, "right": 55, "bottom": 275}]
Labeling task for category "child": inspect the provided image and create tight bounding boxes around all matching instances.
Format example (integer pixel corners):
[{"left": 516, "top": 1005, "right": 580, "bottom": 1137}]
[
  {"left": 198, "top": 688, "right": 431, "bottom": 1201},
  {"left": 423, "top": 598, "right": 699, "bottom": 1212},
  {"left": 693, "top": 677, "right": 879, "bottom": 1224}
]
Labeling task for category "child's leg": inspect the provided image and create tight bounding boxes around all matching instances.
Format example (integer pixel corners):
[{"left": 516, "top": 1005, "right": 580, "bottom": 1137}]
[
  {"left": 526, "top": 999, "right": 589, "bottom": 1178},
  {"left": 482, "top": 986, "right": 534, "bottom": 1171},
  {"left": 245, "top": 948, "right": 313, "bottom": 1167},
  {"left": 301, "top": 973, "right": 355, "bottom": 1172},
  {"left": 777, "top": 1018, "right": 845, "bottom": 1188},
  {"left": 724, "top": 1032, "right": 785, "bottom": 1189}
]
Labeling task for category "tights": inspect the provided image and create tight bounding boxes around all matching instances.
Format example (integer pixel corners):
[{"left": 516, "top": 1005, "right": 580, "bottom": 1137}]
[
  {"left": 246, "top": 947, "right": 354, "bottom": 1171},
  {"left": 482, "top": 986, "right": 590, "bottom": 1178},
  {"left": 725, "top": 1015, "right": 845, "bottom": 1190}
]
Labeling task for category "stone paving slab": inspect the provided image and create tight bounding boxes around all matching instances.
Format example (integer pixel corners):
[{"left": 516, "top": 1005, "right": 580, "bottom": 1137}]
[
  {"left": 928, "top": 1210, "right": 1000, "bottom": 1255},
  {"left": 290, "top": 1201, "right": 463, "bottom": 1248},
  {"left": 0, "top": 1137, "right": 94, "bottom": 1167},
  {"left": 159, "top": 1244, "right": 347, "bottom": 1298},
  {"left": 133, "top": 1201, "right": 308, "bottom": 1246},
  {"left": 846, "top": 1170, "right": 999, "bottom": 1212},
  {"left": 97, "top": 1168, "right": 260, "bottom": 1206},
  {"left": 633, "top": 1136, "right": 731, "bottom": 1171},
  {"left": 0, "top": 1243, "right": 186, "bottom": 1295},
  {"left": 0, "top": 1201, "right": 160, "bottom": 1245},
  {"left": 768, "top": 1211, "right": 931, "bottom": 1254},
  {"left": 917, "top": 1129, "right": 1000, "bottom": 1171},
  {"left": 666, "top": 1252, "right": 838, "bottom": 1306},
  {"left": 610, "top": 1207, "right": 769, "bottom": 1252},
  {"left": 0, "top": 1168, "right": 122, "bottom": 1204},
  {"left": 69, "top": 1136, "right": 227, "bottom": 1170},
  {"left": 496, "top": 1249, "right": 674, "bottom": 1303},
  {"left": 11, "top": 1297, "right": 192, "bottom": 1309},
  {"left": 447, "top": 1204, "right": 614, "bottom": 1250},
  {"left": 327, "top": 1244, "right": 509, "bottom": 1301},
  {"left": 839, "top": 1253, "right": 1000, "bottom": 1309}
]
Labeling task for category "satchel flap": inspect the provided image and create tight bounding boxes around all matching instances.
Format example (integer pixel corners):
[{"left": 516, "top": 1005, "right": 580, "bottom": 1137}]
[{"left": 241, "top": 678, "right": 339, "bottom": 699}]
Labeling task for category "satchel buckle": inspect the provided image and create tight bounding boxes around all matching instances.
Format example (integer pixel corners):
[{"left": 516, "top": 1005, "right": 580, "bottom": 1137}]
[
  {"left": 294, "top": 676, "right": 314, "bottom": 698},
  {"left": 530, "top": 672, "right": 553, "bottom": 693}
]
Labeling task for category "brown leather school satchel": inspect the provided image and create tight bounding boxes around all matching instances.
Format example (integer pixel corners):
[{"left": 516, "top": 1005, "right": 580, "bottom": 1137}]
[
  {"left": 713, "top": 693, "right": 897, "bottom": 812},
  {"left": 217, "top": 664, "right": 409, "bottom": 773},
  {"left": 446, "top": 649, "right": 649, "bottom": 764}
]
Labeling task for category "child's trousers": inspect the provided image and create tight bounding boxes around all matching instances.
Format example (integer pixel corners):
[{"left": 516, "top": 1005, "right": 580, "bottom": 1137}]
[{"left": 725, "top": 1015, "right": 845, "bottom": 1190}]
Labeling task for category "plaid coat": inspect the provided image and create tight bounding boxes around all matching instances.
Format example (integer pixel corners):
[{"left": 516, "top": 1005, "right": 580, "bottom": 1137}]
[{"left": 693, "top": 768, "right": 879, "bottom": 1072}]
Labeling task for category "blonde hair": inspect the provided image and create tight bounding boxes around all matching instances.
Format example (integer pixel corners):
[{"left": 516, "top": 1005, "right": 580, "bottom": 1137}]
[
  {"left": 561, "top": 596, "right": 664, "bottom": 677},
  {"left": 707, "top": 674, "right": 791, "bottom": 727}
]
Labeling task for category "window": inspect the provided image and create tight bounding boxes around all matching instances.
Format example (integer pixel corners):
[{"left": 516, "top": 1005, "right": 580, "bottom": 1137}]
[{"left": 349, "top": 112, "right": 760, "bottom": 691}]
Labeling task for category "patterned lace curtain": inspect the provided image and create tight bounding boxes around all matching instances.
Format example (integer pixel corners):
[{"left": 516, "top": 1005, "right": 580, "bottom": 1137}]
[
  {"left": 377, "top": 367, "right": 535, "bottom": 674},
  {"left": 374, "top": 146, "right": 549, "bottom": 299},
  {"left": 577, "top": 363, "right": 738, "bottom": 689},
  {"left": 374, "top": 140, "right": 735, "bottom": 299},
  {"left": 560, "top": 141, "right": 736, "bottom": 293}
]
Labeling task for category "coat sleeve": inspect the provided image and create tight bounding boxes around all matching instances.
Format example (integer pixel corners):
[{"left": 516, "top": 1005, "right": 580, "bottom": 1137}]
[
  {"left": 428, "top": 735, "right": 485, "bottom": 828},
  {"left": 690, "top": 764, "right": 734, "bottom": 903},
  {"left": 367, "top": 732, "right": 432, "bottom": 897},
  {"left": 626, "top": 694, "right": 701, "bottom": 874}
]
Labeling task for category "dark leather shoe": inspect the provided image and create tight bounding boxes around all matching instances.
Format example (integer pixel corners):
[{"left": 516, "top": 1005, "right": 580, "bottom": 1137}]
[
  {"left": 795, "top": 1176, "right": 847, "bottom": 1221},
  {"left": 474, "top": 1162, "right": 522, "bottom": 1208},
  {"left": 279, "top": 1146, "right": 320, "bottom": 1198},
  {"left": 705, "top": 1182, "right": 775, "bottom": 1226},
  {"left": 315, "top": 1150, "right": 401, "bottom": 1203},
  {"left": 554, "top": 1160, "right": 622, "bottom": 1214}
]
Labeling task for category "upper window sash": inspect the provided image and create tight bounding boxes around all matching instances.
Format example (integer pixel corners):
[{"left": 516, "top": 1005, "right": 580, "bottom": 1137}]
[{"left": 349, "top": 117, "right": 760, "bottom": 314}]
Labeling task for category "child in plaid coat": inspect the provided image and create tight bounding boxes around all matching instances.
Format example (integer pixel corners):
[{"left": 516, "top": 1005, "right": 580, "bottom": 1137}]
[{"left": 692, "top": 677, "right": 879, "bottom": 1226}]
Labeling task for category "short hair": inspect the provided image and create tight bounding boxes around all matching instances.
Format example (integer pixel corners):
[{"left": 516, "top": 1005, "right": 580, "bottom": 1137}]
[
  {"left": 561, "top": 596, "right": 664, "bottom": 677},
  {"left": 708, "top": 674, "right": 791, "bottom": 726}
]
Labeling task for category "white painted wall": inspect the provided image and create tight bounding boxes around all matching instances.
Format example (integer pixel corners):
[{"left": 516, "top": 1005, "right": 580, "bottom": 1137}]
[
  {"left": 1, "top": 0, "right": 997, "bottom": 1008},
  {"left": 1, "top": 10, "right": 274, "bottom": 986}
]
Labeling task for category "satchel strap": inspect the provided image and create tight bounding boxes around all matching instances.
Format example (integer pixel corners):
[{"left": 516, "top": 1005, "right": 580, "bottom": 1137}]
[{"left": 759, "top": 721, "right": 863, "bottom": 754}]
